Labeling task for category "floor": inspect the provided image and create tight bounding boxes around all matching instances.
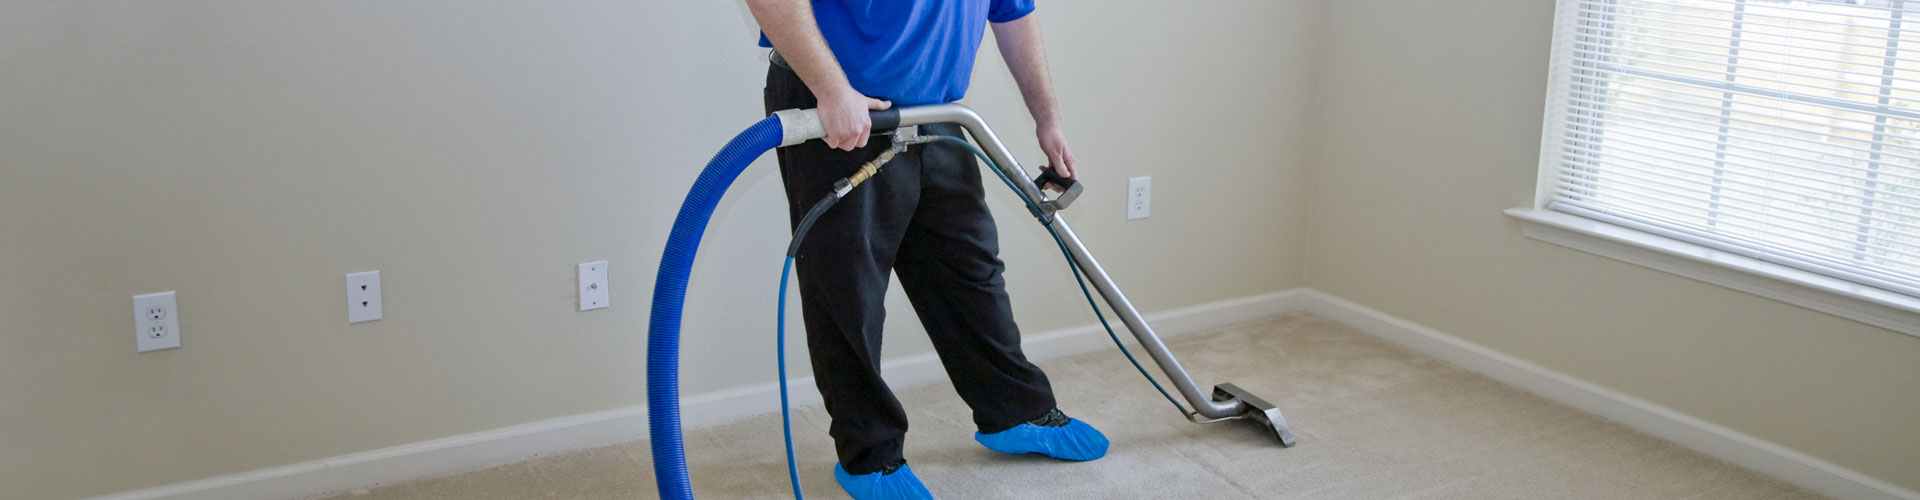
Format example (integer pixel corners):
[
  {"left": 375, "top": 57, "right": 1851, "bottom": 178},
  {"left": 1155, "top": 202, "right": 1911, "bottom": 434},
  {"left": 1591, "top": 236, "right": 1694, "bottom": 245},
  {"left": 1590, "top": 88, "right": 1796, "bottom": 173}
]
[{"left": 311, "top": 314, "right": 1820, "bottom": 499}]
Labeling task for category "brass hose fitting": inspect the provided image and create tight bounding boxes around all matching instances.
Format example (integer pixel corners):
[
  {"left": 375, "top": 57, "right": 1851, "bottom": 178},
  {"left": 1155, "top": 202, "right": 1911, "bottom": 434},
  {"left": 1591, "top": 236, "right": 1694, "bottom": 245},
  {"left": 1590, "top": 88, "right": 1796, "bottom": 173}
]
[{"left": 847, "top": 148, "right": 897, "bottom": 189}]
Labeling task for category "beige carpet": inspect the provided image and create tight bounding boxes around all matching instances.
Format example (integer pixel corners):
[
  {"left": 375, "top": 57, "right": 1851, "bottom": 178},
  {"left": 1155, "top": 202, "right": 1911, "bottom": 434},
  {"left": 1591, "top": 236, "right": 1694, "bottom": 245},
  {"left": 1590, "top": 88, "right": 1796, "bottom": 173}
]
[{"left": 311, "top": 314, "right": 1819, "bottom": 499}]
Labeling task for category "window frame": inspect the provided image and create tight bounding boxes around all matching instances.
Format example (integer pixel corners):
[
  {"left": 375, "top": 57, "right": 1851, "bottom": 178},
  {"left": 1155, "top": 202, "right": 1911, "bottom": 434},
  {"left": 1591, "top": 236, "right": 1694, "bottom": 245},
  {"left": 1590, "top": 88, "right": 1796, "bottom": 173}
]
[{"left": 1514, "top": 0, "right": 1920, "bottom": 337}]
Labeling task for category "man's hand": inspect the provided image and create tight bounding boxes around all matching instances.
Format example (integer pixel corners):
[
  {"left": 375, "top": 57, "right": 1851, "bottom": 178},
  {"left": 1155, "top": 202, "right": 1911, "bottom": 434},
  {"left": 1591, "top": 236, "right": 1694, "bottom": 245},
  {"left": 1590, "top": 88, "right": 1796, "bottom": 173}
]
[
  {"left": 819, "top": 88, "right": 891, "bottom": 151},
  {"left": 1037, "top": 125, "right": 1076, "bottom": 191}
]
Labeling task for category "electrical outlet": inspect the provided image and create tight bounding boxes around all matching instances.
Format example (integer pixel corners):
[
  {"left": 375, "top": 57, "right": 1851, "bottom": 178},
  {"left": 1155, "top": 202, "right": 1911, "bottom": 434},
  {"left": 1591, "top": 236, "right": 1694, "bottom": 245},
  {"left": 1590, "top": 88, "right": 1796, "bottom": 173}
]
[
  {"left": 133, "top": 291, "right": 181, "bottom": 352},
  {"left": 1127, "top": 176, "right": 1152, "bottom": 220},
  {"left": 346, "top": 270, "right": 383, "bottom": 324},
  {"left": 579, "top": 261, "right": 609, "bottom": 311}
]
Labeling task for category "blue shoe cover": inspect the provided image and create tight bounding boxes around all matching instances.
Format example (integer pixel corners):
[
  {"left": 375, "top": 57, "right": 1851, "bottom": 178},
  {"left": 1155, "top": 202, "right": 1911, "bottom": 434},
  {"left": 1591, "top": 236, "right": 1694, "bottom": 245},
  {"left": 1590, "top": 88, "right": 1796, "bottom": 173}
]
[
  {"left": 834, "top": 463, "right": 935, "bottom": 500},
  {"left": 974, "top": 417, "right": 1109, "bottom": 461}
]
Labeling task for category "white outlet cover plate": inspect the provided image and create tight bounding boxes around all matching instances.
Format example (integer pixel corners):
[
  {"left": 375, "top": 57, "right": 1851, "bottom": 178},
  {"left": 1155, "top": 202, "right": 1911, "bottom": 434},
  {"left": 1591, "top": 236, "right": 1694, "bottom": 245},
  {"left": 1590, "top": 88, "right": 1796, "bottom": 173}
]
[
  {"left": 1127, "top": 176, "right": 1152, "bottom": 220},
  {"left": 579, "top": 261, "right": 609, "bottom": 311},
  {"left": 347, "top": 270, "right": 383, "bottom": 324},
  {"left": 133, "top": 291, "right": 181, "bottom": 352}
]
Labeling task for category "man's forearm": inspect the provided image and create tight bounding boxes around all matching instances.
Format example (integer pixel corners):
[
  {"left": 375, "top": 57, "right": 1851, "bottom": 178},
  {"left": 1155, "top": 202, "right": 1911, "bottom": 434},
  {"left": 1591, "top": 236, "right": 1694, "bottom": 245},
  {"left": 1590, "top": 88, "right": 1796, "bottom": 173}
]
[
  {"left": 992, "top": 14, "right": 1061, "bottom": 129},
  {"left": 747, "top": 0, "right": 855, "bottom": 100}
]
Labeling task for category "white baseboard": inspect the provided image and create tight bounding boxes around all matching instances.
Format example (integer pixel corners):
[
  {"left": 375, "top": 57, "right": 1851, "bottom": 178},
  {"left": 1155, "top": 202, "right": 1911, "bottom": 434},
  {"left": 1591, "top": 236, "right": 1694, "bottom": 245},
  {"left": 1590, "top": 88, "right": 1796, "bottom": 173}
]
[
  {"left": 1295, "top": 289, "right": 1919, "bottom": 500},
  {"left": 88, "top": 290, "right": 1307, "bottom": 500},
  {"left": 96, "top": 287, "right": 1910, "bottom": 500}
]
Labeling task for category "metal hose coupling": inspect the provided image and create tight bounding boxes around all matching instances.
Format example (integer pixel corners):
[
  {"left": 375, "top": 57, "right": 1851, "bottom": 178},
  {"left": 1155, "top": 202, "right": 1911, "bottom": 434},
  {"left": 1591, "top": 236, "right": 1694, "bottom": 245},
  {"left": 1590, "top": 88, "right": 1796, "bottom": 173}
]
[
  {"left": 832, "top": 126, "right": 930, "bottom": 197},
  {"left": 839, "top": 147, "right": 897, "bottom": 195}
]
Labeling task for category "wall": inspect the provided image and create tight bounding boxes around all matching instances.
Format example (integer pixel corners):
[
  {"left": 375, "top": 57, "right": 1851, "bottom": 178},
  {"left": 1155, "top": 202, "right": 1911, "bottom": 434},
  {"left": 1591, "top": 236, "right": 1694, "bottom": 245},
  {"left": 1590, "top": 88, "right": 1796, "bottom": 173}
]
[
  {"left": 1304, "top": 0, "right": 1920, "bottom": 491},
  {"left": 0, "top": 1, "right": 1319, "bottom": 498}
]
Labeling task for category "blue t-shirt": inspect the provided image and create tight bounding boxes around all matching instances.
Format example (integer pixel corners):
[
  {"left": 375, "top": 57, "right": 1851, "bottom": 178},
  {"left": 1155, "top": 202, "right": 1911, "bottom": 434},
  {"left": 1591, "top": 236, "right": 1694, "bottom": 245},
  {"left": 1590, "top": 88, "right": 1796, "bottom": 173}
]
[{"left": 759, "top": 0, "right": 1036, "bottom": 106}]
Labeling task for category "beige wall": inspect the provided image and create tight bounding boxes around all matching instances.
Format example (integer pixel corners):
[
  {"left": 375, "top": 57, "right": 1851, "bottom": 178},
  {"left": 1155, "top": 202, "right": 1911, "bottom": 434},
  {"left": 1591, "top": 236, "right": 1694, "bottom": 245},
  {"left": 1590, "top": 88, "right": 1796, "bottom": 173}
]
[
  {"left": 25, "top": 0, "right": 1910, "bottom": 497},
  {"left": 0, "top": 1, "right": 1318, "bottom": 498},
  {"left": 1304, "top": 0, "right": 1920, "bottom": 491}
]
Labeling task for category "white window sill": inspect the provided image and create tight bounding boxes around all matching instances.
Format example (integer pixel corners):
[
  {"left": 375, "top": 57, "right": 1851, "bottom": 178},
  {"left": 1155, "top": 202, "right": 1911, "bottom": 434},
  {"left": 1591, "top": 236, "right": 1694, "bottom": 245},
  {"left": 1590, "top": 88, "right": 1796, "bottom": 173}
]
[{"left": 1505, "top": 208, "right": 1920, "bottom": 338}]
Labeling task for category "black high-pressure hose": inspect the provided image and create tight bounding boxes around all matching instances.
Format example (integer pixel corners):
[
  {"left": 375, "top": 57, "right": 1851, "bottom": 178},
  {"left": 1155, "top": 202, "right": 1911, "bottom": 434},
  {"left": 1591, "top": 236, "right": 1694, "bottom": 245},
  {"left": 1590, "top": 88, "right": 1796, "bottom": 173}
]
[{"left": 775, "top": 146, "right": 902, "bottom": 499}]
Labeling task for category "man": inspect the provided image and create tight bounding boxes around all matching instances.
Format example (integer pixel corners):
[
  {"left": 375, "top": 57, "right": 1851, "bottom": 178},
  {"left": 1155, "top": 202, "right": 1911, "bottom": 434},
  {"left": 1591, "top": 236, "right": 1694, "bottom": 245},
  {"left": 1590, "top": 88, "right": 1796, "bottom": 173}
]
[{"left": 745, "top": 0, "right": 1106, "bottom": 498}]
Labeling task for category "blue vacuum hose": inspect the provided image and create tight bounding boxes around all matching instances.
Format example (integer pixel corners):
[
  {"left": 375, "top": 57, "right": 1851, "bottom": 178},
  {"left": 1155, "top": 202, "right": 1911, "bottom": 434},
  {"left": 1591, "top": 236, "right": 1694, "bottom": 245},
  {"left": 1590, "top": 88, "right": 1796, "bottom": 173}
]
[{"left": 648, "top": 115, "right": 785, "bottom": 500}]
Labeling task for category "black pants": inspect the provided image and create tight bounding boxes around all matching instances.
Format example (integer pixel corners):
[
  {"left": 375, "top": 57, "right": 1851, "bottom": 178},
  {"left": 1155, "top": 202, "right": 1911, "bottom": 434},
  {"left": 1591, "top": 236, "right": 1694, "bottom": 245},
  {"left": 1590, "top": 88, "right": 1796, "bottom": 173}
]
[{"left": 764, "top": 64, "right": 1057, "bottom": 475}]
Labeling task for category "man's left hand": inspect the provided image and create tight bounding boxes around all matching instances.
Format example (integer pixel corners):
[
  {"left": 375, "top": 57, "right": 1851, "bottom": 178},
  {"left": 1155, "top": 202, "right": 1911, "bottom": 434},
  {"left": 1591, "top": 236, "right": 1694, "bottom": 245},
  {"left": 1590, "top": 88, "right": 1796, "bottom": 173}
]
[{"left": 1038, "top": 125, "right": 1076, "bottom": 192}]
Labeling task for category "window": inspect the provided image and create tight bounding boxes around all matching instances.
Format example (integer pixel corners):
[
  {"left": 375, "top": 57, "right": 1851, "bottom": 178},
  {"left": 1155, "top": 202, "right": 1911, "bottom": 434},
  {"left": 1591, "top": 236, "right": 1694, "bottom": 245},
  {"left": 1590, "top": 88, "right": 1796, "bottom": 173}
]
[{"left": 1536, "top": 0, "right": 1920, "bottom": 307}]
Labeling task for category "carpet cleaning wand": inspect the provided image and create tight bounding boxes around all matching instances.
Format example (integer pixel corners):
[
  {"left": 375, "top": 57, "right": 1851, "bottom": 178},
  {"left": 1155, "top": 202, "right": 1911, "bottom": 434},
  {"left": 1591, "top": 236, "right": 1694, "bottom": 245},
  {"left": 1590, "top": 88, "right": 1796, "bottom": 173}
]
[{"left": 647, "top": 104, "right": 1295, "bottom": 500}]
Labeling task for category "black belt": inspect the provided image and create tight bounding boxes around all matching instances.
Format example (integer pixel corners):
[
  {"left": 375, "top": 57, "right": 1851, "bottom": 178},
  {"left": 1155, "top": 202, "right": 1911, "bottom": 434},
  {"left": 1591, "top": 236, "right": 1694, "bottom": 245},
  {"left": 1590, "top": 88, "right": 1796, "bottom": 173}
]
[{"left": 770, "top": 49, "right": 793, "bottom": 71}]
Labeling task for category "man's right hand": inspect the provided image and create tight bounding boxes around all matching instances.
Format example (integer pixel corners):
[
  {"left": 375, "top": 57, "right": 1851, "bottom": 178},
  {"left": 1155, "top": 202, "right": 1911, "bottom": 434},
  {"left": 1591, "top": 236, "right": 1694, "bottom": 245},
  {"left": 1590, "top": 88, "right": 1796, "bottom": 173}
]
[
  {"left": 746, "top": 0, "right": 887, "bottom": 150},
  {"left": 818, "top": 88, "right": 891, "bottom": 151}
]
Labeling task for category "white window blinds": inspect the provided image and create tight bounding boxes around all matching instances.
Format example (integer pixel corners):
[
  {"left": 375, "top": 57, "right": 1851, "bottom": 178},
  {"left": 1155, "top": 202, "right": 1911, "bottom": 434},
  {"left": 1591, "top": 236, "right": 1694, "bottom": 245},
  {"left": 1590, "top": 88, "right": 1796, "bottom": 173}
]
[{"left": 1546, "top": 0, "right": 1920, "bottom": 297}]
